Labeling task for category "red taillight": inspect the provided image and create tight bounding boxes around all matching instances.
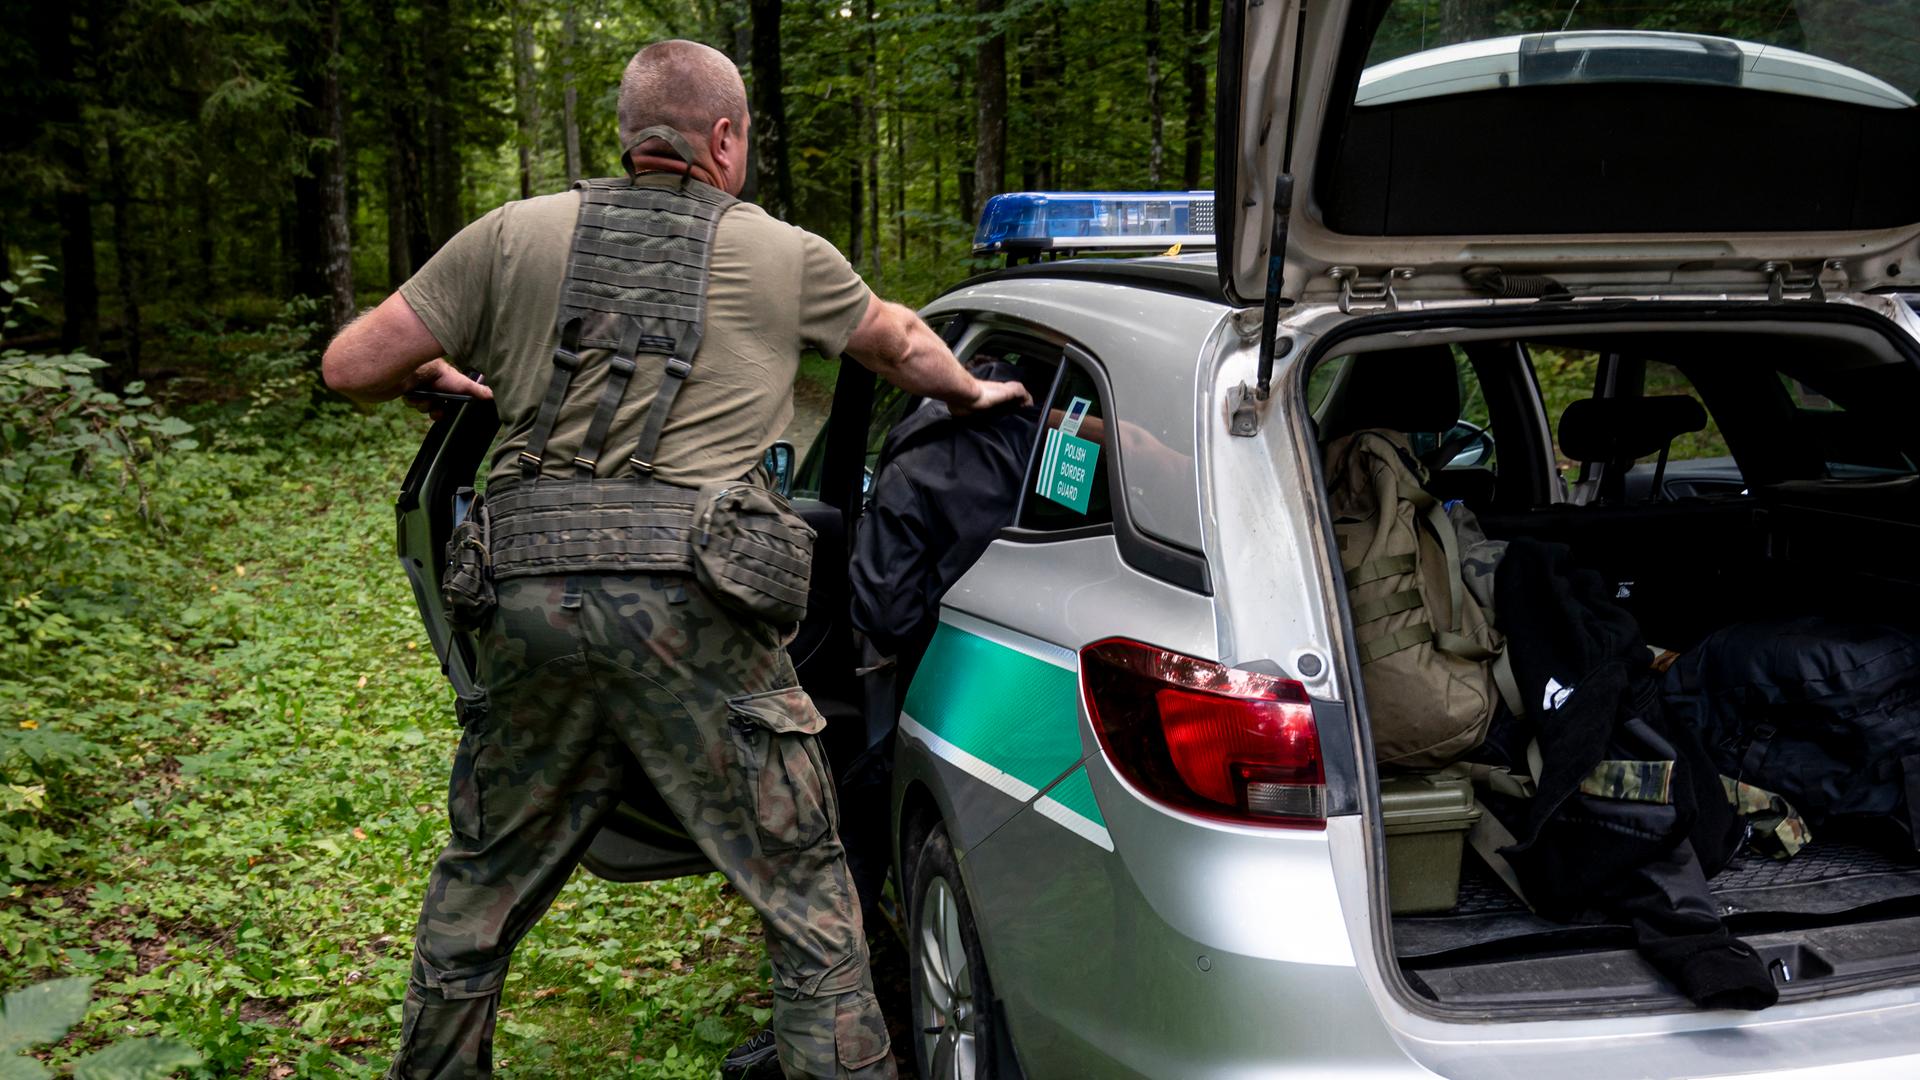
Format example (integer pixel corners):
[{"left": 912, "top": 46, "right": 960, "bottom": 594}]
[{"left": 1081, "top": 638, "right": 1325, "bottom": 828}]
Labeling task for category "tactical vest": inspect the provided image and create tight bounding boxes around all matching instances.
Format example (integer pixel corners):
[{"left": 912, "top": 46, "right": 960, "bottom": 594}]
[{"left": 487, "top": 125, "right": 739, "bottom": 583}]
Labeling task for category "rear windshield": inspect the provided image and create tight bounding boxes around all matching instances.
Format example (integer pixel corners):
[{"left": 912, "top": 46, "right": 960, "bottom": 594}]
[{"left": 1360, "top": 1, "right": 1920, "bottom": 109}]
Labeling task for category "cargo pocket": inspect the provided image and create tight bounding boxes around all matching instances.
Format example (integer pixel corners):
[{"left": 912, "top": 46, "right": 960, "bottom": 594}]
[
  {"left": 447, "top": 715, "right": 486, "bottom": 844},
  {"left": 728, "top": 686, "right": 833, "bottom": 854},
  {"left": 834, "top": 991, "right": 892, "bottom": 1073}
]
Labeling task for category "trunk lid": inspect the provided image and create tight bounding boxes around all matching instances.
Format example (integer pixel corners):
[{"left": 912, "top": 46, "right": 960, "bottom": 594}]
[{"left": 1216, "top": 0, "right": 1920, "bottom": 307}]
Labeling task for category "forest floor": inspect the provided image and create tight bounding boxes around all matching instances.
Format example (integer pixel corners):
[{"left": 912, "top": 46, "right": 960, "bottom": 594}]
[{"left": 4, "top": 413, "right": 789, "bottom": 1079}]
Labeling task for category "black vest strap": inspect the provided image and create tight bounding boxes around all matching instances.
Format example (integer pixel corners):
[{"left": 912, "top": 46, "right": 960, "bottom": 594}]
[
  {"left": 573, "top": 322, "right": 647, "bottom": 479},
  {"left": 519, "top": 319, "right": 583, "bottom": 480}
]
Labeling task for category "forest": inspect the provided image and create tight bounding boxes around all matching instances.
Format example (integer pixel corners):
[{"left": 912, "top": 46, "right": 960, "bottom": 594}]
[
  {"left": 1, "top": 0, "right": 1219, "bottom": 380},
  {"left": 0, "top": 0, "right": 1906, "bottom": 1076}
]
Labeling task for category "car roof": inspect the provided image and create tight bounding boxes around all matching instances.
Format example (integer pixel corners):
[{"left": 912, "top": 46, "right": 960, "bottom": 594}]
[
  {"left": 927, "top": 256, "right": 1232, "bottom": 558},
  {"left": 949, "top": 253, "right": 1230, "bottom": 306}
]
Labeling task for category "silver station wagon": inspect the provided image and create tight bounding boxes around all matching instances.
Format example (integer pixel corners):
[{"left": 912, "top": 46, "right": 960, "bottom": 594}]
[{"left": 403, "top": 1, "right": 1920, "bottom": 1076}]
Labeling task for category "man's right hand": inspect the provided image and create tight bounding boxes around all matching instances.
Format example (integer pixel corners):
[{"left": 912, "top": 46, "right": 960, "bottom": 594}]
[
  {"left": 846, "top": 298, "right": 1019, "bottom": 413},
  {"left": 950, "top": 376, "right": 1032, "bottom": 417}
]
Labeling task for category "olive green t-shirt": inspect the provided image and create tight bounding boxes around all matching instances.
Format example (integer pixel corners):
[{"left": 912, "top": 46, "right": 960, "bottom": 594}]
[{"left": 399, "top": 178, "right": 872, "bottom": 487}]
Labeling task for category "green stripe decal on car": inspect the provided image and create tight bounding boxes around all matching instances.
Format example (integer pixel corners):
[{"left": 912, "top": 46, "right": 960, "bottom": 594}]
[
  {"left": 903, "top": 620, "right": 1085, "bottom": 794},
  {"left": 899, "top": 617, "right": 1114, "bottom": 850},
  {"left": 1035, "top": 766, "right": 1113, "bottom": 851}
]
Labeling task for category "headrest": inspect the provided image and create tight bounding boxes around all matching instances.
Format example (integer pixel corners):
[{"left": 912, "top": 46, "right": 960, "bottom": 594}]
[
  {"left": 1321, "top": 346, "right": 1463, "bottom": 439},
  {"left": 1558, "top": 395, "right": 1707, "bottom": 463}
]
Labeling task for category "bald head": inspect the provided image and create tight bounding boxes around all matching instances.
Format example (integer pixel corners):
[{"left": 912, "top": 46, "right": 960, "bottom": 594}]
[{"left": 618, "top": 41, "right": 749, "bottom": 155}]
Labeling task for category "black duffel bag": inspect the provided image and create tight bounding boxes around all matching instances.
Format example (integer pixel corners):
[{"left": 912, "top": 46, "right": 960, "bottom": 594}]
[{"left": 1664, "top": 617, "right": 1920, "bottom": 842}]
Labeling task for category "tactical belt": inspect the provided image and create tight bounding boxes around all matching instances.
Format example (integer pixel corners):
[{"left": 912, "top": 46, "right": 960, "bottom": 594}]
[
  {"left": 487, "top": 125, "right": 740, "bottom": 579},
  {"left": 487, "top": 477, "right": 700, "bottom": 580}
]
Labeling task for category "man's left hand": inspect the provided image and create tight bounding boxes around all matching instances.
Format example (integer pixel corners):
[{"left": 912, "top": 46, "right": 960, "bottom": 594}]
[{"left": 399, "top": 359, "right": 492, "bottom": 420}]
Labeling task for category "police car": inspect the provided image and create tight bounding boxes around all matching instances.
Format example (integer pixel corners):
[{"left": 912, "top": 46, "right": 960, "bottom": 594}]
[{"left": 401, "top": 2, "right": 1920, "bottom": 1076}]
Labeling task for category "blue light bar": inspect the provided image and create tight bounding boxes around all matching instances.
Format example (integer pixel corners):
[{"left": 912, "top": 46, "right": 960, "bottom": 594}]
[{"left": 972, "top": 191, "right": 1216, "bottom": 255}]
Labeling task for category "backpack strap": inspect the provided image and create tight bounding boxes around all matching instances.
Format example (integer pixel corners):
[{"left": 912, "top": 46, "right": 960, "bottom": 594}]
[{"left": 1466, "top": 802, "right": 1532, "bottom": 910}]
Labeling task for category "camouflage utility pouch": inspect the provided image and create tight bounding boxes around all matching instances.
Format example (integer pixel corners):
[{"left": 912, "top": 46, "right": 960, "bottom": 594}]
[
  {"left": 441, "top": 492, "right": 496, "bottom": 631},
  {"left": 692, "top": 482, "right": 816, "bottom": 626}
]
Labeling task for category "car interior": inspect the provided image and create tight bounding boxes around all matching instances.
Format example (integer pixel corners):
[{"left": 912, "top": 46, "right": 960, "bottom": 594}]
[{"left": 1311, "top": 318, "right": 1920, "bottom": 1009}]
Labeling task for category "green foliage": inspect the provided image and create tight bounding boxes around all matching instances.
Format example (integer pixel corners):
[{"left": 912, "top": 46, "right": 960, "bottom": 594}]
[
  {"left": 0, "top": 266, "right": 765, "bottom": 1073},
  {"left": 1, "top": 977, "right": 198, "bottom": 1079}
]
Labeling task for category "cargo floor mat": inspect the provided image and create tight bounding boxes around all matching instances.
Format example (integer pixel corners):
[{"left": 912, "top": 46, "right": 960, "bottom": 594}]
[{"left": 1394, "top": 836, "right": 1920, "bottom": 960}]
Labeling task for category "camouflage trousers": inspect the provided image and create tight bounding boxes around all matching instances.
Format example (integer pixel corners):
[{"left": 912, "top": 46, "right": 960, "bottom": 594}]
[{"left": 389, "top": 572, "right": 896, "bottom": 1080}]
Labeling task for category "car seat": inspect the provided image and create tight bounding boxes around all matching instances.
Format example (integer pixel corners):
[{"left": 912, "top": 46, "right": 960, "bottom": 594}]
[
  {"left": 1318, "top": 345, "right": 1495, "bottom": 508},
  {"left": 1558, "top": 395, "right": 1708, "bottom": 505}
]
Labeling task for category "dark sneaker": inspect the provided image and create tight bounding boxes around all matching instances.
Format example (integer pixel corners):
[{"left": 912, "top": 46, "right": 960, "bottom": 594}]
[{"left": 721, "top": 1027, "right": 778, "bottom": 1079}]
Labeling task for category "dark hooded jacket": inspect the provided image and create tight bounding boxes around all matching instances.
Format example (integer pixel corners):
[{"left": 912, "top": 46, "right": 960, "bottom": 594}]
[
  {"left": 1483, "top": 539, "right": 1775, "bottom": 1010},
  {"left": 849, "top": 361, "right": 1042, "bottom": 672}
]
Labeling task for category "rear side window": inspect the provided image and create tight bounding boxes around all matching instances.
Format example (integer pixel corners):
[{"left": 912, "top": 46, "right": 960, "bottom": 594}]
[
  {"left": 1641, "top": 361, "right": 1731, "bottom": 464},
  {"left": 1525, "top": 345, "right": 1601, "bottom": 474},
  {"left": 1018, "top": 360, "right": 1114, "bottom": 531},
  {"left": 1778, "top": 371, "right": 1916, "bottom": 477}
]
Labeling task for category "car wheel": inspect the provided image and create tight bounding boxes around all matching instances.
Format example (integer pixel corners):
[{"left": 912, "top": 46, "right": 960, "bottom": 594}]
[{"left": 907, "top": 822, "right": 999, "bottom": 1080}]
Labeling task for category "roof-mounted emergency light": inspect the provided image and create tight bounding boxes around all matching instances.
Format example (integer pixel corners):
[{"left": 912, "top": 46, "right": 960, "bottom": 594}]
[{"left": 972, "top": 191, "right": 1215, "bottom": 257}]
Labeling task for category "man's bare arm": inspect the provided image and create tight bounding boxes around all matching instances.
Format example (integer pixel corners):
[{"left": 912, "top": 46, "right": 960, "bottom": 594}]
[
  {"left": 843, "top": 298, "right": 1029, "bottom": 415},
  {"left": 321, "top": 292, "right": 492, "bottom": 406}
]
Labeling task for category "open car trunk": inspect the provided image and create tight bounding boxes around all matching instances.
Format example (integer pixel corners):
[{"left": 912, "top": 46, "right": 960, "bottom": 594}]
[{"left": 1306, "top": 297, "right": 1920, "bottom": 1015}]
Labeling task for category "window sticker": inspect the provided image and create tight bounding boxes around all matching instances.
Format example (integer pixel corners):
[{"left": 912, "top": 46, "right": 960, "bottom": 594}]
[
  {"left": 1059, "top": 396, "right": 1092, "bottom": 437},
  {"left": 1036, "top": 414, "right": 1100, "bottom": 515}
]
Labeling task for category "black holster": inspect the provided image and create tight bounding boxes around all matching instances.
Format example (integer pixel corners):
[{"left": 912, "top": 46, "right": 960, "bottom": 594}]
[{"left": 442, "top": 489, "right": 496, "bottom": 631}]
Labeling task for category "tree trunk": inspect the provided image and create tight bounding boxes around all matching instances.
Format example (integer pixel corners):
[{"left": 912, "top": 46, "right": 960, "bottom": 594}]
[
  {"left": 894, "top": 101, "right": 906, "bottom": 265},
  {"left": 422, "top": 0, "right": 460, "bottom": 249},
  {"left": 956, "top": 97, "right": 975, "bottom": 227},
  {"left": 513, "top": 2, "right": 538, "bottom": 200},
  {"left": 384, "top": 145, "right": 409, "bottom": 287},
  {"left": 1439, "top": 0, "right": 1495, "bottom": 43},
  {"left": 848, "top": 159, "right": 864, "bottom": 267},
  {"left": 562, "top": 2, "right": 583, "bottom": 183},
  {"left": 1147, "top": 0, "right": 1164, "bottom": 187},
  {"left": 375, "top": 0, "right": 430, "bottom": 277},
  {"left": 193, "top": 173, "right": 218, "bottom": 302},
  {"left": 1182, "top": 0, "right": 1209, "bottom": 189},
  {"left": 319, "top": 0, "right": 354, "bottom": 334},
  {"left": 44, "top": 6, "right": 99, "bottom": 355},
  {"left": 864, "top": 0, "right": 881, "bottom": 276},
  {"left": 748, "top": 0, "right": 792, "bottom": 217},
  {"left": 105, "top": 132, "right": 140, "bottom": 380},
  {"left": 972, "top": 0, "right": 1006, "bottom": 220}
]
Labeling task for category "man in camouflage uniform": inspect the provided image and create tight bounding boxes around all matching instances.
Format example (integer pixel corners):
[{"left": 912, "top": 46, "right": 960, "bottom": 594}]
[{"left": 323, "top": 40, "right": 1027, "bottom": 1080}]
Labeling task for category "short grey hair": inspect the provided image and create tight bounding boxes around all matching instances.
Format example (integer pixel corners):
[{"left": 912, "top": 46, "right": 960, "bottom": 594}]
[{"left": 617, "top": 40, "right": 749, "bottom": 155}]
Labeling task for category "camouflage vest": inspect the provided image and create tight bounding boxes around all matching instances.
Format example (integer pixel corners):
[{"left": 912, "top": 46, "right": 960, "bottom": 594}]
[{"left": 487, "top": 125, "right": 739, "bottom": 582}]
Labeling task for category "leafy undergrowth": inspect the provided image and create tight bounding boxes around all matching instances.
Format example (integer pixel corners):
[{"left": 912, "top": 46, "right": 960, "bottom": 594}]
[{"left": 2, "top": 408, "right": 764, "bottom": 1078}]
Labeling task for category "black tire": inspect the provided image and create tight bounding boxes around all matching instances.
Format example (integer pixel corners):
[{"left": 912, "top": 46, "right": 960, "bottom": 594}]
[{"left": 906, "top": 823, "right": 1003, "bottom": 1080}]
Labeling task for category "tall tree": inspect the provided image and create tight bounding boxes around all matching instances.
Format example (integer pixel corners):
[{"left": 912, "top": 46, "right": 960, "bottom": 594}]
[
  {"left": 377, "top": 0, "right": 432, "bottom": 281},
  {"left": 421, "top": 0, "right": 460, "bottom": 248},
  {"left": 561, "top": 2, "right": 583, "bottom": 184},
  {"left": 747, "top": 0, "right": 791, "bottom": 217},
  {"left": 1440, "top": 0, "right": 1495, "bottom": 43},
  {"left": 1182, "top": 0, "right": 1209, "bottom": 189},
  {"left": 863, "top": 0, "right": 882, "bottom": 276},
  {"left": 512, "top": 1, "right": 539, "bottom": 200},
  {"left": 1146, "top": 0, "right": 1164, "bottom": 186},
  {"left": 317, "top": 0, "right": 353, "bottom": 333},
  {"left": 104, "top": 130, "right": 141, "bottom": 379},
  {"left": 972, "top": 0, "right": 1006, "bottom": 219},
  {"left": 40, "top": 5, "right": 99, "bottom": 355}
]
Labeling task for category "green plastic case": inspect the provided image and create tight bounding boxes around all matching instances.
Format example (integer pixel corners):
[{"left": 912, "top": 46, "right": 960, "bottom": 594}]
[{"left": 1380, "top": 771, "right": 1482, "bottom": 915}]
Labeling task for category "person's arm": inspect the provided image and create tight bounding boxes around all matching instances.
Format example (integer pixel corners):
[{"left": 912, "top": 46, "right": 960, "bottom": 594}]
[
  {"left": 843, "top": 299, "right": 1029, "bottom": 416},
  {"left": 321, "top": 292, "right": 492, "bottom": 407}
]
